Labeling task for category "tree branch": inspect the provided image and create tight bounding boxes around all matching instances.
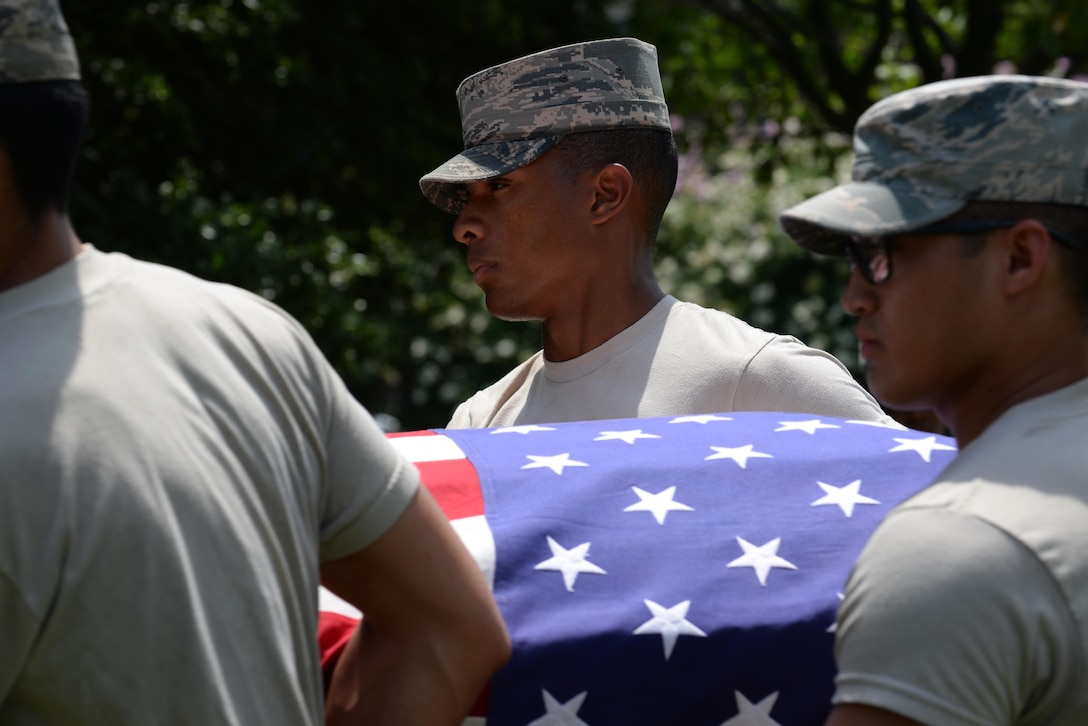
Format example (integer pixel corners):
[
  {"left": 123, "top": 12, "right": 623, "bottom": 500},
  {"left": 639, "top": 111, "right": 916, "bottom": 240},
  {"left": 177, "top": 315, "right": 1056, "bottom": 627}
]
[
  {"left": 695, "top": 0, "right": 852, "bottom": 131},
  {"left": 803, "top": 0, "right": 893, "bottom": 129},
  {"left": 902, "top": 0, "right": 942, "bottom": 82},
  {"left": 958, "top": 0, "right": 1005, "bottom": 76}
]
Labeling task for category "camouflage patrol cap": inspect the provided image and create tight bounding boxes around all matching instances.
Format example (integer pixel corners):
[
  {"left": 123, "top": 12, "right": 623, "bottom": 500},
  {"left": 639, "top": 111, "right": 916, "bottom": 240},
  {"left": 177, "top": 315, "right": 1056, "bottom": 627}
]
[
  {"left": 0, "top": 0, "right": 80, "bottom": 84},
  {"left": 780, "top": 75, "right": 1088, "bottom": 255},
  {"left": 419, "top": 37, "right": 671, "bottom": 214}
]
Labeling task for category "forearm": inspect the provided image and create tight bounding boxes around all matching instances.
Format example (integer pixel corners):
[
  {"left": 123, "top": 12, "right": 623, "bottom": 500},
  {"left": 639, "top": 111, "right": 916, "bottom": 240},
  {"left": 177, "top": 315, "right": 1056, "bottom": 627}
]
[
  {"left": 325, "top": 615, "right": 507, "bottom": 725},
  {"left": 322, "top": 486, "right": 510, "bottom": 724}
]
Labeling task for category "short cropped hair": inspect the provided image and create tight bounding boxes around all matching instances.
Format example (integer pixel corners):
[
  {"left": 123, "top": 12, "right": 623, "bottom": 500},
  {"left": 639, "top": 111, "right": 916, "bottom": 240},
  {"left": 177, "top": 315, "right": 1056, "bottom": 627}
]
[
  {"left": 550, "top": 128, "right": 678, "bottom": 243},
  {"left": 951, "top": 200, "right": 1088, "bottom": 320},
  {"left": 0, "top": 80, "right": 89, "bottom": 223}
]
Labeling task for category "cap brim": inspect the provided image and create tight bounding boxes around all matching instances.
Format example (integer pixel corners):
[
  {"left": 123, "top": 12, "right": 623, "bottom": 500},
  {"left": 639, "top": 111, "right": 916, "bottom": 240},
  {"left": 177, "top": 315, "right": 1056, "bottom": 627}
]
[
  {"left": 779, "top": 182, "right": 966, "bottom": 255},
  {"left": 419, "top": 136, "right": 561, "bottom": 214},
  {"left": 0, "top": 35, "right": 81, "bottom": 84}
]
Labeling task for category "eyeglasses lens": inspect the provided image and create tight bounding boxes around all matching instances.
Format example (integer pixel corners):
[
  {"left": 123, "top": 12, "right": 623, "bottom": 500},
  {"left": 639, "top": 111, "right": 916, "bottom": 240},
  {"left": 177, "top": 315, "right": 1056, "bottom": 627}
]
[
  {"left": 847, "top": 238, "right": 890, "bottom": 285},
  {"left": 868, "top": 245, "right": 890, "bottom": 284}
]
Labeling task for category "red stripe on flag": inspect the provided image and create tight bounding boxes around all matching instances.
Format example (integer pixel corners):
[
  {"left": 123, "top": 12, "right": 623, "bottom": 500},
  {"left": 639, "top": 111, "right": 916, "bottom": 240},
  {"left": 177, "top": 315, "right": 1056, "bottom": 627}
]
[
  {"left": 415, "top": 457, "right": 484, "bottom": 520},
  {"left": 318, "top": 611, "right": 357, "bottom": 693},
  {"left": 385, "top": 431, "right": 485, "bottom": 521}
]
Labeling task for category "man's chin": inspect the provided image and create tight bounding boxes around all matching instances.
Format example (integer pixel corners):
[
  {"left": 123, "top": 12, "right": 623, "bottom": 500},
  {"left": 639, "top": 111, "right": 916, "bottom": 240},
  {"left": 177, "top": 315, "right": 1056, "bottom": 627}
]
[
  {"left": 491, "top": 312, "right": 540, "bottom": 323},
  {"left": 867, "top": 375, "right": 928, "bottom": 415},
  {"left": 485, "top": 300, "right": 540, "bottom": 323}
]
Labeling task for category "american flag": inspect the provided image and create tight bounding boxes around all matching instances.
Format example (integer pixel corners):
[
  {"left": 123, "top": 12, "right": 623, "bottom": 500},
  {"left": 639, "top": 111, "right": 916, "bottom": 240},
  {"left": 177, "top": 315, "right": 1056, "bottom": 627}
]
[{"left": 319, "top": 411, "right": 957, "bottom": 725}]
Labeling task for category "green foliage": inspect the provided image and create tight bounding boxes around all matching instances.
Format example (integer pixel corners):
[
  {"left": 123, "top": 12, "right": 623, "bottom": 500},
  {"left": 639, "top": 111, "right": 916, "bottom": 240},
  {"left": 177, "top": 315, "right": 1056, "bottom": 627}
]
[
  {"left": 66, "top": 0, "right": 621, "bottom": 430},
  {"left": 657, "top": 130, "right": 858, "bottom": 354},
  {"left": 63, "top": 0, "right": 1088, "bottom": 428},
  {"left": 632, "top": 0, "right": 1088, "bottom": 391}
]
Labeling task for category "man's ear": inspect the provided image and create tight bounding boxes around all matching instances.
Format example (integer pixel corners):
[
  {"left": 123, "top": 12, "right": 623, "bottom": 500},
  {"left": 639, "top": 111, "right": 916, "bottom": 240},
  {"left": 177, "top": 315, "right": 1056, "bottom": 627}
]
[
  {"left": 589, "top": 163, "right": 633, "bottom": 225},
  {"left": 1003, "top": 219, "right": 1052, "bottom": 296}
]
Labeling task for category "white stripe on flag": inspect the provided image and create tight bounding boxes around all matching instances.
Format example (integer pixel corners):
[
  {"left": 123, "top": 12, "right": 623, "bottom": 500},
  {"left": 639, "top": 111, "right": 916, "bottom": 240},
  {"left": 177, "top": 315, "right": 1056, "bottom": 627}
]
[
  {"left": 388, "top": 433, "right": 467, "bottom": 463},
  {"left": 319, "top": 586, "right": 361, "bottom": 620},
  {"left": 450, "top": 514, "right": 496, "bottom": 590}
]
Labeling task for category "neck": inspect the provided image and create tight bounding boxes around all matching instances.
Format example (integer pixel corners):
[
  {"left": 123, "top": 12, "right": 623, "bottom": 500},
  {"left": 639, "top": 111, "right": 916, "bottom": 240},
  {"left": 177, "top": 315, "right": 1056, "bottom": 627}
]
[
  {"left": 541, "top": 276, "right": 664, "bottom": 362},
  {"left": 0, "top": 209, "right": 81, "bottom": 293},
  {"left": 938, "top": 336, "right": 1088, "bottom": 448}
]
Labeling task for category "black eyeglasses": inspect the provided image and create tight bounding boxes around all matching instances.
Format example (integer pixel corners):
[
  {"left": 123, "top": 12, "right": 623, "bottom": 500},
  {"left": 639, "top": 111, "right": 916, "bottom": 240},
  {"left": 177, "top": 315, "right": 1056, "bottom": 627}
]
[{"left": 843, "top": 219, "right": 1081, "bottom": 286}]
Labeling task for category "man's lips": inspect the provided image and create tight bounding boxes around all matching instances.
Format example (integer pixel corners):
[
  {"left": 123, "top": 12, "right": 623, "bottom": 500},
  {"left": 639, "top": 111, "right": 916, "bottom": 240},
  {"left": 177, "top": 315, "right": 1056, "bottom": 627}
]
[
  {"left": 468, "top": 259, "right": 496, "bottom": 284},
  {"left": 854, "top": 327, "right": 881, "bottom": 360}
]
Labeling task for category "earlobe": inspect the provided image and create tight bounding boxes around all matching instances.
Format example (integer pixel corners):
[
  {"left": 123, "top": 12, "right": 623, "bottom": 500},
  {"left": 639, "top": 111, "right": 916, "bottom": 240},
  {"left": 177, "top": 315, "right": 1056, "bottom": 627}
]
[{"left": 589, "top": 163, "right": 633, "bottom": 224}]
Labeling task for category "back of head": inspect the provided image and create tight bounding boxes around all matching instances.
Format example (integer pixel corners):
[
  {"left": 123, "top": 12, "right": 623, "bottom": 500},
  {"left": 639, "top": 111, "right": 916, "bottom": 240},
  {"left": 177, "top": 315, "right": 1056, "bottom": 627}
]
[
  {"left": 419, "top": 37, "right": 674, "bottom": 215},
  {"left": 0, "top": 0, "right": 87, "bottom": 222},
  {"left": 780, "top": 75, "right": 1088, "bottom": 255}
]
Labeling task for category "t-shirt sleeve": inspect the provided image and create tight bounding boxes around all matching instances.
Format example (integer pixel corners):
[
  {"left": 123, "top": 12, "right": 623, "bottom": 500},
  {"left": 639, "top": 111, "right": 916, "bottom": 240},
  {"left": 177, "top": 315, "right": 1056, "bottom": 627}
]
[
  {"left": 734, "top": 336, "right": 892, "bottom": 422},
  {"left": 235, "top": 295, "right": 421, "bottom": 563},
  {"left": 315, "top": 365, "right": 420, "bottom": 563},
  {"left": 833, "top": 508, "right": 1078, "bottom": 725},
  {"left": 446, "top": 398, "right": 473, "bottom": 429}
]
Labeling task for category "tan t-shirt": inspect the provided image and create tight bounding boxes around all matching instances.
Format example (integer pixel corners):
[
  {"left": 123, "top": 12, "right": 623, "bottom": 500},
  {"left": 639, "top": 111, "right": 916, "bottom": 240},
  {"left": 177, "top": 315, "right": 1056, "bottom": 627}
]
[
  {"left": 834, "top": 378, "right": 1088, "bottom": 725},
  {"left": 449, "top": 295, "right": 890, "bottom": 428},
  {"left": 0, "top": 246, "right": 418, "bottom": 724}
]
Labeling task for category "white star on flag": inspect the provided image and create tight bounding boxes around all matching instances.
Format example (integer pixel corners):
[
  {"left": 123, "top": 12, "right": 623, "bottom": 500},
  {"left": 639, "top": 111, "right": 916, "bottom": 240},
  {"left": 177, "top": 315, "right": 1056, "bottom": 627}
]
[
  {"left": 888, "top": 436, "right": 957, "bottom": 462},
  {"left": 719, "top": 690, "right": 783, "bottom": 726},
  {"left": 522, "top": 453, "right": 591, "bottom": 475},
  {"left": 810, "top": 479, "right": 880, "bottom": 517},
  {"left": 669, "top": 414, "right": 734, "bottom": 424},
  {"left": 593, "top": 429, "right": 662, "bottom": 444},
  {"left": 633, "top": 599, "right": 708, "bottom": 660},
  {"left": 774, "top": 419, "right": 841, "bottom": 434},
  {"left": 491, "top": 425, "right": 557, "bottom": 435},
  {"left": 623, "top": 486, "right": 694, "bottom": 524},
  {"left": 534, "top": 536, "right": 607, "bottom": 591},
  {"left": 528, "top": 690, "right": 592, "bottom": 726},
  {"left": 726, "top": 537, "right": 798, "bottom": 585},
  {"left": 705, "top": 444, "right": 774, "bottom": 468}
]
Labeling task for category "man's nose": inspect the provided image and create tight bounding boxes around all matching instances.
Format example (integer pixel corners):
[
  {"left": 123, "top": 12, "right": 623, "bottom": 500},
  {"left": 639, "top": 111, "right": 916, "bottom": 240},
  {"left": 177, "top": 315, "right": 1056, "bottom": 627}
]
[
  {"left": 841, "top": 267, "right": 876, "bottom": 316},
  {"left": 453, "top": 200, "right": 483, "bottom": 246}
]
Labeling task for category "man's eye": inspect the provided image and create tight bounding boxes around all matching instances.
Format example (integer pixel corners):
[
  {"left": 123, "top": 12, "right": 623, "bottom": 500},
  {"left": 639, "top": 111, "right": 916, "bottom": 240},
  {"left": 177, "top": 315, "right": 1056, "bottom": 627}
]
[{"left": 489, "top": 179, "right": 509, "bottom": 191}]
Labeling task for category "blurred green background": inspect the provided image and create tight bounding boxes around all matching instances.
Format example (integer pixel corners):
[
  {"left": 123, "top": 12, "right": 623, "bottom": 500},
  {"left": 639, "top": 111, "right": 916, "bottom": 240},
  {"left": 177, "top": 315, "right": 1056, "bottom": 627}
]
[{"left": 64, "top": 1, "right": 1088, "bottom": 430}]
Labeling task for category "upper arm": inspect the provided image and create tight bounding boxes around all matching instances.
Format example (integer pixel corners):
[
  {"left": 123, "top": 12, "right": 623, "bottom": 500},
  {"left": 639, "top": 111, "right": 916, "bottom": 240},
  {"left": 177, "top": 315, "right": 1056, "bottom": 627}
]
[
  {"left": 317, "top": 377, "right": 421, "bottom": 561},
  {"left": 446, "top": 400, "right": 472, "bottom": 429},
  {"left": 833, "top": 508, "right": 1074, "bottom": 725},
  {"left": 740, "top": 338, "right": 889, "bottom": 421},
  {"left": 320, "top": 485, "right": 503, "bottom": 643}
]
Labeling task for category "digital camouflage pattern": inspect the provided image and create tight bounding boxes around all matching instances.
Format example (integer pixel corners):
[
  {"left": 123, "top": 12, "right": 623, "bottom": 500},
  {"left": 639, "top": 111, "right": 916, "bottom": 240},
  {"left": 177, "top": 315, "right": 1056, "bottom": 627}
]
[
  {"left": 0, "top": 0, "right": 79, "bottom": 84},
  {"left": 420, "top": 37, "right": 671, "bottom": 214},
  {"left": 781, "top": 75, "right": 1088, "bottom": 255}
]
